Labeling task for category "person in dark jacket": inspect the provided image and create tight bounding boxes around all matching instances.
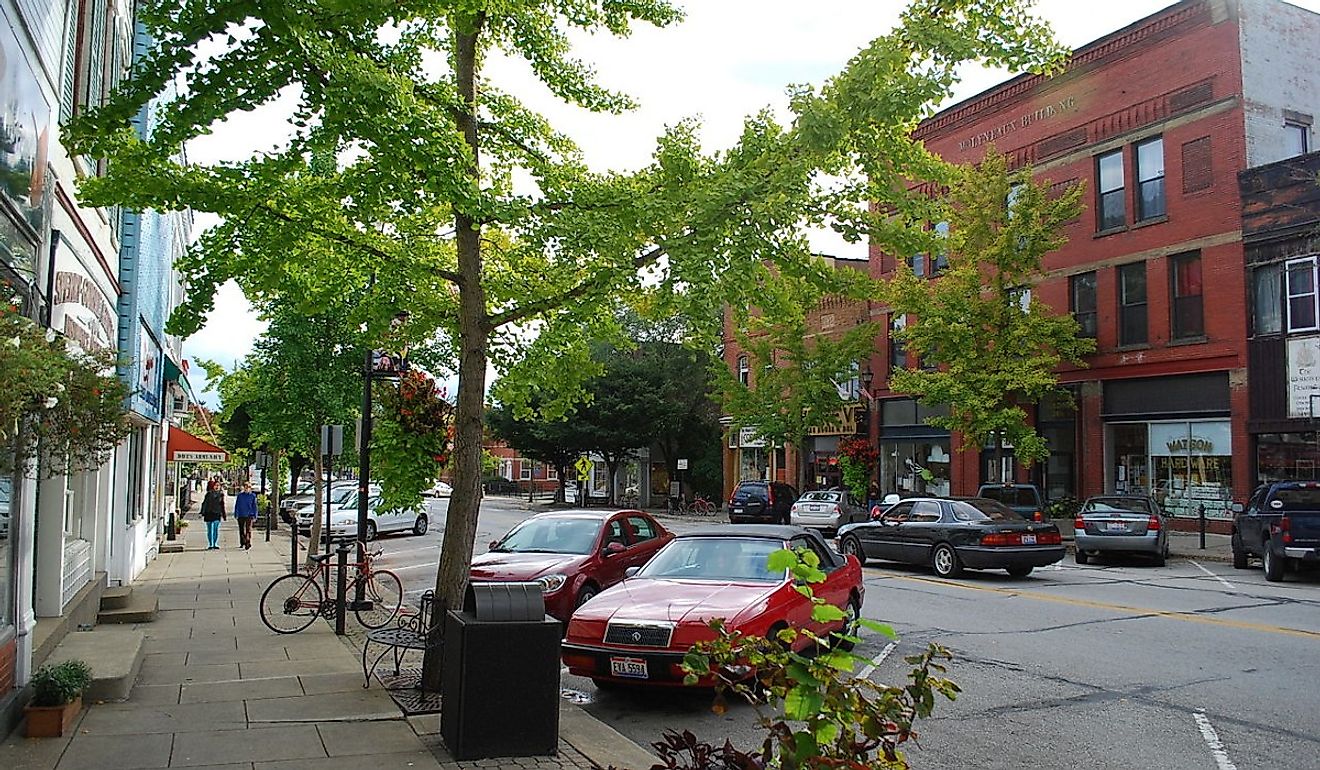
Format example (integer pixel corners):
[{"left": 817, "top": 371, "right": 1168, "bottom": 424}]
[
  {"left": 234, "top": 481, "right": 258, "bottom": 550},
  {"left": 201, "top": 481, "right": 227, "bottom": 550}
]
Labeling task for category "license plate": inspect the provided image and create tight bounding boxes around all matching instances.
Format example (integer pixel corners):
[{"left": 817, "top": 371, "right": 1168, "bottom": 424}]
[
  {"left": 732, "top": 507, "right": 743, "bottom": 514},
  {"left": 610, "top": 657, "right": 648, "bottom": 679},
  {"left": 1021, "top": 534, "right": 1036, "bottom": 545},
  {"left": 1107, "top": 522, "right": 1127, "bottom": 532}
]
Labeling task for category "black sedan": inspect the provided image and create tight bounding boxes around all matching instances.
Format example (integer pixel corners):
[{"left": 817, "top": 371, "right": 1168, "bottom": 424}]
[{"left": 837, "top": 496, "right": 1064, "bottom": 578}]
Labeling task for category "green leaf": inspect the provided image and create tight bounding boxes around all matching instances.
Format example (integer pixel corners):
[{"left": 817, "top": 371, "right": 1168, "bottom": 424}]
[
  {"left": 859, "top": 618, "right": 897, "bottom": 638},
  {"left": 813, "top": 720, "right": 840, "bottom": 746},
  {"left": 812, "top": 603, "right": 846, "bottom": 623},
  {"left": 767, "top": 548, "right": 798, "bottom": 572},
  {"left": 783, "top": 685, "right": 823, "bottom": 721},
  {"left": 793, "top": 730, "right": 820, "bottom": 764}
]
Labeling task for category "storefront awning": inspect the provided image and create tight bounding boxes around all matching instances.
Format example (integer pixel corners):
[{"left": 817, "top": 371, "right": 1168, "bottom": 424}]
[
  {"left": 163, "top": 357, "right": 195, "bottom": 402},
  {"left": 166, "top": 426, "right": 228, "bottom": 463}
]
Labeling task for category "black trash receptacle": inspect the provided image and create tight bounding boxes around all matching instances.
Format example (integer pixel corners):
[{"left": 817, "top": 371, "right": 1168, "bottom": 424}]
[{"left": 440, "top": 582, "right": 561, "bottom": 760}]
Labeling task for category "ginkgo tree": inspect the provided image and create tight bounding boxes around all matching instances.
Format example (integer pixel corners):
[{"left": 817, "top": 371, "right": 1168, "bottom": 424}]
[{"left": 69, "top": 0, "right": 1067, "bottom": 689}]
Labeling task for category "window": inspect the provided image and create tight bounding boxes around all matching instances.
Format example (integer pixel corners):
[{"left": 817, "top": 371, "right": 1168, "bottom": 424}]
[
  {"left": 1135, "top": 137, "right": 1165, "bottom": 220},
  {"left": 1097, "top": 150, "right": 1125, "bottom": 230},
  {"left": 737, "top": 355, "right": 749, "bottom": 386},
  {"left": 519, "top": 460, "right": 531, "bottom": 481},
  {"left": 1009, "top": 287, "right": 1032, "bottom": 313},
  {"left": 910, "top": 252, "right": 927, "bottom": 278},
  {"left": 1285, "top": 122, "right": 1310, "bottom": 158},
  {"left": 890, "top": 314, "right": 908, "bottom": 371},
  {"left": 1006, "top": 182, "right": 1024, "bottom": 218},
  {"left": 910, "top": 500, "right": 943, "bottom": 523},
  {"left": 627, "top": 516, "right": 657, "bottom": 543},
  {"left": 1070, "top": 272, "right": 1098, "bottom": 338},
  {"left": 1287, "top": 257, "right": 1319, "bottom": 332},
  {"left": 1170, "top": 252, "right": 1204, "bottom": 340},
  {"left": 546, "top": 465, "right": 558, "bottom": 480},
  {"left": 1252, "top": 263, "right": 1282, "bottom": 336},
  {"left": 932, "top": 221, "right": 950, "bottom": 273},
  {"left": 1118, "top": 262, "right": 1148, "bottom": 346}
]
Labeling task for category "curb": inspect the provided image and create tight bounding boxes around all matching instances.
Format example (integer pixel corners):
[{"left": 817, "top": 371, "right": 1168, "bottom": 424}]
[{"left": 559, "top": 701, "right": 657, "bottom": 770}]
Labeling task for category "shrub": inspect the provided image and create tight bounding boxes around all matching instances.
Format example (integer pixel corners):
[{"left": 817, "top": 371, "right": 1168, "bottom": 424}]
[
  {"left": 30, "top": 660, "right": 93, "bottom": 707},
  {"left": 1046, "top": 495, "right": 1080, "bottom": 520}
]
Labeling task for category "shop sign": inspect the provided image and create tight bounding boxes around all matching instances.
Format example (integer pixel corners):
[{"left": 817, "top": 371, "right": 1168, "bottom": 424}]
[
  {"left": 1287, "top": 336, "right": 1320, "bottom": 418},
  {"left": 173, "top": 450, "right": 227, "bottom": 463},
  {"left": 738, "top": 427, "right": 766, "bottom": 448},
  {"left": 957, "top": 95, "right": 1079, "bottom": 152},
  {"left": 808, "top": 405, "right": 859, "bottom": 436},
  {"left": 1148, "top": 422, "right": 1231, "bottom": 457}
]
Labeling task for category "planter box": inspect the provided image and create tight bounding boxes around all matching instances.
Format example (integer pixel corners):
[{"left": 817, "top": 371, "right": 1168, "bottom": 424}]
[{"left": 24, "top": 697, "right": 82, "bottom": 737}]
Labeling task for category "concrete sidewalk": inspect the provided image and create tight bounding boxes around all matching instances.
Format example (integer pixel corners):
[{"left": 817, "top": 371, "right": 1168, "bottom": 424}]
[{"left": 1, "top": 524, "right": 654, "bottom": 770}]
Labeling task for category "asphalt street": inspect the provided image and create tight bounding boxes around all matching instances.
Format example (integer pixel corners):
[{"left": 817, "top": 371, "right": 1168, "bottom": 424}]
[{"left": 367, "top": 497, "right": 1320, "bottom": 769}]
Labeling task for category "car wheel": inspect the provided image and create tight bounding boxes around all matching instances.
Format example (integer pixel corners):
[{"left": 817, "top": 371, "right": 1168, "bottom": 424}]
[
  {"left": 1231, "top": 533, "right": 1249, "bottom": 570},
  {"left": 1006, "top": 565, "right": 1033, "bottom": 578},
  {"left": 931, "top": 543, "right": 962, "bottom": 578},
  {"left": 841, "top": 535, "right": 866, "bottom": 565},
  {"left": 1074, "top": 549, "right": 1089, "bottom": 565},
  {"left": 575, "top": 584, "right": 599, "bottom": 608},
  {"left": 412, "top": 515, "right": 428, "bottom": 536},
  {"left": 832, "top": 594, "right": 862, "bottom": 652},
  {"left": 364, "top": 521, "right": 377, "bottom": 542},
  {"left": 1151, "top": 549, "right": 1166, "bottom": 568},
  {"left": 1263, "top": 544, "right": 1285, "bottom": 582}
]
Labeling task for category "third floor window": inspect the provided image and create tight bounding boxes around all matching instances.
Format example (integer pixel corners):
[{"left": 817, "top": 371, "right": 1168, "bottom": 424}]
[
  {"left": 1097, "top": 150, "right": 1125, "bottom": 231},
  {"left": 1135, "top": 137, "right": 1166, "bottom": 221}
]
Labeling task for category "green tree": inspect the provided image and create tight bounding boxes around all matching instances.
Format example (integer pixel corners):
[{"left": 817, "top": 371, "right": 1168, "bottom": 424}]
[
  {"left": 70, "top": 0, "right": 1066, "bottom": 690},
  {"left": 486, "top": 404, "right": 584, "bottom": 502},
  {"left": 886, "top": 150, "right": 1094, "bottom": 479}
]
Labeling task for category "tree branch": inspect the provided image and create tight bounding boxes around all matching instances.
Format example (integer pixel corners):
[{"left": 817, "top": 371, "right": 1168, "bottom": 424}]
[{"left": 484, "top": 244, "right": 666, "bottom": 331}]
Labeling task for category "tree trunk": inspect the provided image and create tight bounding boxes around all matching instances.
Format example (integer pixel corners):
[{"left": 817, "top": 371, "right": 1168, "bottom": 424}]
[
  {"left": 306, "top": 451, "right": 323, "bottom": 562},
  {"left": 289, "top": 455, "right": 306, "bottom": 494},
  {"left": 604, "top": 456, "right": 619, "bottom": 505},
  {"left": 794, "top": 440, "right": 808, "bottom": 492},
  {"left": 422, "top": 13, "right": 485, "bottom": 694}
]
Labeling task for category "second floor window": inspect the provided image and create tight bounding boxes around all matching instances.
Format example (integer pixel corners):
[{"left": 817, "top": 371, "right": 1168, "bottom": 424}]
[
  {"left": 1118, "top": 262, "right": 1148, "bottom": 346},
  {"left": 1285, "top": 121, "right": 1310, "bottom": 158},
  {"left": 737, "top": 355, "right": 749, "bottom": 386},
  {"left": 1170, "top": 252, "right": 1204, "bottom": 340},
  {"left": 890, "top": 315, "right": 908, "bottom": 372},
  {"left": 1136, "top": 137, "right": 1166, "bottom": 221},
  {"left": 1252, "top": 263, "right": 1282, "bottom": 336},
  {"left": 1287, "top": 257, "right": 1319, "bottom": 332},
  {"left": 932, "top": 221, "right": 950, "bottom": 273},
  {"left": 1097, "top": 150, "right": 1125, "bottom": 231},
  {"left": 1070, "top": 272, "right": 1097, "bottom": 338},
  {"left": 910, "top": 253, "right": 927, "bottom": 278}
]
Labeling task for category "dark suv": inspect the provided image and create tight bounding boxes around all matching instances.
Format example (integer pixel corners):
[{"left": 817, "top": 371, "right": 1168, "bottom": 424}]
[
  {"left": 728, "top": 481, "right": 799, "bottom": 524},
  {"left": 1232, "top": 481, "right": 1320, "bottom": 581},
  {"left": 977, "top": 483, "right": 1047, "bottom": 522}
]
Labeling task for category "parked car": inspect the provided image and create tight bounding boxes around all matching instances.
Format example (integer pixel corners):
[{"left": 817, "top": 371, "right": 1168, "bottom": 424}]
[
  {"left": 562, "top": 525, "right": 863, "bottom": 687},
  {"left": 0, "top": 479, "right": 10, "bottom": 539},
  {"left": 838, "top": 496, "right": 1064, "bottom": 578},
  {"left": 790, "top": 489, "right": 868, "bottom": 533},
  {"left": 1074, "top": 495, "right": 1168, "bottom": 566},
  {"left": 305, "top": 492, "right": 427, "bottom": 541},
  {"left": 293, "top": 484, "right": 377, "bottom": 528},
  {"left": 424, "top": 480, "right": 453, "bottom": 498},
  {"left": 728, "top": 481, "right": 799, "bottom": 525},
  {"left": 1232, "top": 481, "right": 1320, "bottom": 581},
  {"left": 282, "top": 479, "right": 357, "bottom": 517},
  {"left": 977, "top": 483, "right": 1047, "bottom": 522},
  {"left": 470, "top": 510, "right": 673, "bottom": 622}
]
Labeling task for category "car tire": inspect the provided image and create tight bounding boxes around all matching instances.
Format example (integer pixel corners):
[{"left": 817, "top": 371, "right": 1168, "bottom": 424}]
[
  {"left": 1074, "top": 549, "right": 1089, "bottom": 565},
  {"left": 1263, "top": 544, "right": 1285, "bottom": 582},
  {"left": 1006, "top": 565, "right": 1033, "bottom": 578},
  {"left": 1151, "top": 549, "right": 1166, "bottom": 567},
  {"left": 841, "top": 535, "right": 866, "bottom": 565},
  {"left": 412, "top": 515, "right": 428, "bottom": 536},
  {"left": 833, "top": 594, "right": 862, "bottom": 652},
  {"left": 575, "top": 584, "right": 599, "bottom": 608},
  {"left": 931, "top": 543, "right": 963, "bottom": 578},
  {"left": 1231, "top": 534, "right": 1249, "bottom": 570},
  {"left": 364, "top": 521, "right": 377, "bottom": 542}
]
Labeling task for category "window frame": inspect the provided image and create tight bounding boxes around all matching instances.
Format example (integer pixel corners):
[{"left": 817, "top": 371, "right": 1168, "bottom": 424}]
[
  {"left": 1286, "top": 256, "right": 1320, "bottom": 333},
  {"left": 1251, "top": 262, "right": 1283, "bottom": 337},
  {"left": 1284, "top": 121, "right": 1310, "bottom": 158},
  {"left": 1096, "top": 149, "right": 1126, "bottom": 231},
  {"left": 932, "top": 221, "right": 950, "bottom": 274},
  {"left": 1135, "top": 136, "right": 1166, "bottom": 222},
  {"left": 519, "top": 460, "right": 532, "bottom": 481},
  {"left": 737, "top": 354, "right": 750, "bottom": 386},
  {"left": 1070, "top": 271, "right": 1098, "bottom": 339},
  {"left": 1169, "top": 252, "right": 1204, "bottom": 341},
  {"left": 1117, "top": 262, "right": 1148, "bottom": 347},
  {"left": 889, "top": 314, "right": 908, "bottom": 372}
]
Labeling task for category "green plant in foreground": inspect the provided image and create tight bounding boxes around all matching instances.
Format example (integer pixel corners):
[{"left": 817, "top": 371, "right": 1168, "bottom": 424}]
[{"left": 30, "top": 660, "right": 93, "bottom": 707}]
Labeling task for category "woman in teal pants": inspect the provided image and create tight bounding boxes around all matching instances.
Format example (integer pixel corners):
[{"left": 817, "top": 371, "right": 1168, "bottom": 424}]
[{"left": 200, "top": 481, "right": 227, "bottom": 549}]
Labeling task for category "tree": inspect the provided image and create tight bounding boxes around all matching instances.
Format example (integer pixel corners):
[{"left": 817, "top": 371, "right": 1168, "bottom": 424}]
[
  {"left": 487, "top": 404, "right": 583, "bottom": 502},
  {"left": 70, "top": 0, "right": 1067, "bottom": 690},
  {"left": 886, "top": 149, "right": 1095, "bottom": 479}
]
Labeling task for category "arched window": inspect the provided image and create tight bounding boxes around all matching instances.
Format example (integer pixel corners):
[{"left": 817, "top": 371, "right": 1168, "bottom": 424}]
[{"left": 737, "top": 355, "right": 750, "bottom": 386}]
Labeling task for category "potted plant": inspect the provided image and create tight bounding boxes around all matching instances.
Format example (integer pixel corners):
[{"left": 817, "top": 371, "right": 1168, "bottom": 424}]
[{"left": 24, "top": 660, "right": 93, "bottom": 737}]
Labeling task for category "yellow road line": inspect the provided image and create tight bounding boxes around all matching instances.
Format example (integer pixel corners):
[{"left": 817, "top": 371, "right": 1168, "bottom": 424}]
[{"left": 877, "top": 573, "right": 1320, "bottom": 640}]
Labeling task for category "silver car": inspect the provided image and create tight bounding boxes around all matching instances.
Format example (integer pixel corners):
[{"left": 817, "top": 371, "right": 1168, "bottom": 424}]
[
  {"left": 790, "top": 489, "right": 867, "bottom": 533},
  {"left": 1074, "top": 495, "right": 1169, "bottom": 566}
]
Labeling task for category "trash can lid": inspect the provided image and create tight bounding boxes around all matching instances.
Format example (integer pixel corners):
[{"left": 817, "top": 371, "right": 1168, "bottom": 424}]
[{"left": 463, "top": 581, "right": 545, "bottom": 622}]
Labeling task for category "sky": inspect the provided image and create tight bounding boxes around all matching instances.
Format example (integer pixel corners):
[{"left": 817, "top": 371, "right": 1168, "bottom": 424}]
[{"left": 182, "top": 0, "right": 1320, "bottom": 404}]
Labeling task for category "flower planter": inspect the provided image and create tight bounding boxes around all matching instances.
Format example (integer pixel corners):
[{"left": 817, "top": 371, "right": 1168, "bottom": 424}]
[{"left": 24, "top": 696, "right": 82, "bottom": 737}]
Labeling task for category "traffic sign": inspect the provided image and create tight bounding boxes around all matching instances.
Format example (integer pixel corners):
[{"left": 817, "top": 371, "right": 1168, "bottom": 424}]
[
  {"left": 574, "top": 456, "right": 592, "bottom": 482},
  {"left": 676, "top": 458, "right": 688, "bottom": 470}
]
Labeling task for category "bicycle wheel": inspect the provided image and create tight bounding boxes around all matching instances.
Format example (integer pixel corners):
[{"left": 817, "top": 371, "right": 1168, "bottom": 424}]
[
  {"left": 259, "top": 574, "right": 323, "bottom": 634},
  {"left": 354, "top": 569, "right": 403, "bottom": 629}
]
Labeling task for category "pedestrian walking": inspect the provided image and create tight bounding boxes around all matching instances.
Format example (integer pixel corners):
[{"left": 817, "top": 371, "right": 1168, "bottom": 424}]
[
  {"left": 201, "top": 481, "right": 227, "bottom": 550},
  {"left": 234, "top": 481, "right": 258, "bottom": 550}
]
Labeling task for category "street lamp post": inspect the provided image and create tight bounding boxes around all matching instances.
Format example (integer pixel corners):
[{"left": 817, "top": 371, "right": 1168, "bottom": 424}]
[{"left": 860, "top": 364, "right": 878, "bottom": 493}]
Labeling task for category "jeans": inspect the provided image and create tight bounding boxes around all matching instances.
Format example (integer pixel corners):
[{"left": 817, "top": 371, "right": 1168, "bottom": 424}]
[
  {"left": 237, "top": 517, "right": 254, "bottom": 548},
  {"left": 206, "top": 519, "right": 221, "bottom": 548}
]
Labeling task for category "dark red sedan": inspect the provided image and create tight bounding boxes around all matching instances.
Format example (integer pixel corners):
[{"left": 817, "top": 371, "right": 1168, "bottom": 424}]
[
  {"left": 469, "top": 509, "right": 673, "bottom": 622},
  {"left": 562, "top": 525, "right": 864, "bottom": 687}
]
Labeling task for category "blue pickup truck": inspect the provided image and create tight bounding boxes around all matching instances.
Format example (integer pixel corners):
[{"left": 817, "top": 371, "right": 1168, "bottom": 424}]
[{"left": 1232, "top": 481, "right": 1320, "bottom": 581}]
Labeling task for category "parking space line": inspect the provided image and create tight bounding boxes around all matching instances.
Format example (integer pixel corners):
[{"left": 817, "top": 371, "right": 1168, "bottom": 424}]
[
  {"left": 1189, "top": 560, "right": 1236, "bottom": 591},
  {"left": 856, "top": 641, "right": 897, "bottom": 680},
  {"left": 390, "top": 561, "right": 440, "bottom": 572},
  {"left": 1193, "top": 709, "right": 1238, "bottom": 770}
]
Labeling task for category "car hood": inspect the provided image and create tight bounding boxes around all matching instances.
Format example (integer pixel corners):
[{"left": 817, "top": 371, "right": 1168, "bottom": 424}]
[
  {"left": 578, "top": 578, "right": 779, "bottom": 626},
  {"left": 469, "top": 552, "right": 589, "bottom": 581}
]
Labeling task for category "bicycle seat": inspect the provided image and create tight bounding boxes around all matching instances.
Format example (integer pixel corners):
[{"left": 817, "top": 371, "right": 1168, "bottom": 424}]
[
  {"left": 367, "top": 549, "right": 383, "bottom": 559},
  {"left": 308, "top": 553, "right": 333, "bottom": 563}
]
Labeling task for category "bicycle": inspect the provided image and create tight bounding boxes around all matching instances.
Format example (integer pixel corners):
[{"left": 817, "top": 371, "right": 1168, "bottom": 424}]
[
  {"left": 670, "top": 494, "right": 719, "bottom": 516},
  {"left": 258, "top": 542, "right": 403, "bottom": 634}
]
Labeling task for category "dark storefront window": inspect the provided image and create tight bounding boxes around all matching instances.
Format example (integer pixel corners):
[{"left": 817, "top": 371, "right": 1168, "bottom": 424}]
[
  {"left": 1118, "top": 262, "right": 1148, "bottom": 346},
  {"left": 1257, "top": 433, "right": 1320, "bottom": 483},
  {"left": 1070, "top": 271, "right": 1097, "bottom": 338},
  {"left": 1252, "top": 263, "right": 1283, "bottom": 336},
  {"left": 1097, "top": 150, "right": 1125, "bottom": 231},
  {"left": 1135, "top": 137, "right": 1166, "bottom": 221},
  {"left": 1170, "top": 252, "right": 1204, "bottom": 340}
]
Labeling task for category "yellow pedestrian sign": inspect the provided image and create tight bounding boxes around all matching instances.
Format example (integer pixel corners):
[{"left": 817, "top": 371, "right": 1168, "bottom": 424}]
[{"left": 574, "top": 457, "right": 592, "bottom": 482}]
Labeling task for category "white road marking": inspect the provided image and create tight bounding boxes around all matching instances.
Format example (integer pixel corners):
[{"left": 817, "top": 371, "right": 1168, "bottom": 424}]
[
  {"left": 1193, "top": 709, "right": 1238, "bottom": 770},
  {"left": 390, "top": 561, "right": 440, "bottom": 572},
  {"left": 1190, "top": 560, "right": 1236, "bottom": 591},
  {"left": 377, "top": 545, "right": 440, "bottom": 559},
  {"left": 857, "top": 641, "right": 897, "bottom": 680}
]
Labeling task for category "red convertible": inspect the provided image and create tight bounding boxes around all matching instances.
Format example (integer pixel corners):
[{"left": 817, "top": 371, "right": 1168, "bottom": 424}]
[
  {"left": 562, "top": 525, "right": 864, "bottom": 687},
  {"left": 469, "top": 509, "right": 672, "bottom": 622}
]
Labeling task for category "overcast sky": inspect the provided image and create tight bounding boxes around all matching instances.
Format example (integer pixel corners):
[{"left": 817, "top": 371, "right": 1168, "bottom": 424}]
[{"left": 182, "top": 0, "right": 1320, "bottom": 404}]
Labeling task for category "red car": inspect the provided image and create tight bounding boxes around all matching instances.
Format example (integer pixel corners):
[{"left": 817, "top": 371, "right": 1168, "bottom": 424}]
[
  {"left": 562, "top": 525, "right": 864, "bottom": 687},
  {"left": 469, "top": 510, "right": 673, "bottom": 622}
]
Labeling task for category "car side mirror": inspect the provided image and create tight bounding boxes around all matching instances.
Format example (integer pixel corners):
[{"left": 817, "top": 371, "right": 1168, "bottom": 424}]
[
  {"left": 488, "top": 540, "right": 500, "bottom": 550},
  {"left": 1231, "top": 502, "right": 1244, "bottom": 513},
  {"left": 603, "top": 541, "right": 626, "bottom": 556},
  {"left": 624, "top": 566, "right": 641, "bottom": 578}
]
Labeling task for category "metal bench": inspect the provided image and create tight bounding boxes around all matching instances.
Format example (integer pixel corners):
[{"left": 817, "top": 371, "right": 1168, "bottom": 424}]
[{"left": 361, "top": 590, "right": 443, "bottom": 688}]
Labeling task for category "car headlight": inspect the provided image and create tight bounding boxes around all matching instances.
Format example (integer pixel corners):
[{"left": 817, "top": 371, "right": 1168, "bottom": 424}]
[{"left": 537, "top": 574, "right": 568, "bottom": 594}]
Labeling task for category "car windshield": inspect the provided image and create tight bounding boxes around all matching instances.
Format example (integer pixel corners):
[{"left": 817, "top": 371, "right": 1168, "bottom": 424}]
[
  {"left": 801, "top": 491, "right": 842, "bottom": 503},
  {"left": 638, "top": 537, "right": 785, "bottom": 582},
  {"left": 951, "top": 499, "right": 1021, "bottom": 522},
  {"left": 1084, "top": 498, "right": 1152, "bottom": 514},
  {"left": 979, "top": 487, "right": 1039, "bottom": 507},
  {"left": 493, "top": 517, "right": 601, "bottom": 555},
  {"left": 732, "top": 484, "right": 767, "bottom": 501}
]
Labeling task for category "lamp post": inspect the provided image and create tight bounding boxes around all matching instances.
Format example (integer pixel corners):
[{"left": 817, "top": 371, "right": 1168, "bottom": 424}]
[
  {"left": 355, "top": 307, "right": 408, "bottom": 605},
  {"left": 255, "top": 450, "right": 271, "bottom": 542},
  {"left": 860, "top": 364, "right": 878, "bottom": 494}
]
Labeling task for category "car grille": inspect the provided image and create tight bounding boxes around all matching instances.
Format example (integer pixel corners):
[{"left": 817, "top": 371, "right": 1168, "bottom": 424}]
[{"left": 604, "top": 622, "right": 674, "bottom": 648}]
